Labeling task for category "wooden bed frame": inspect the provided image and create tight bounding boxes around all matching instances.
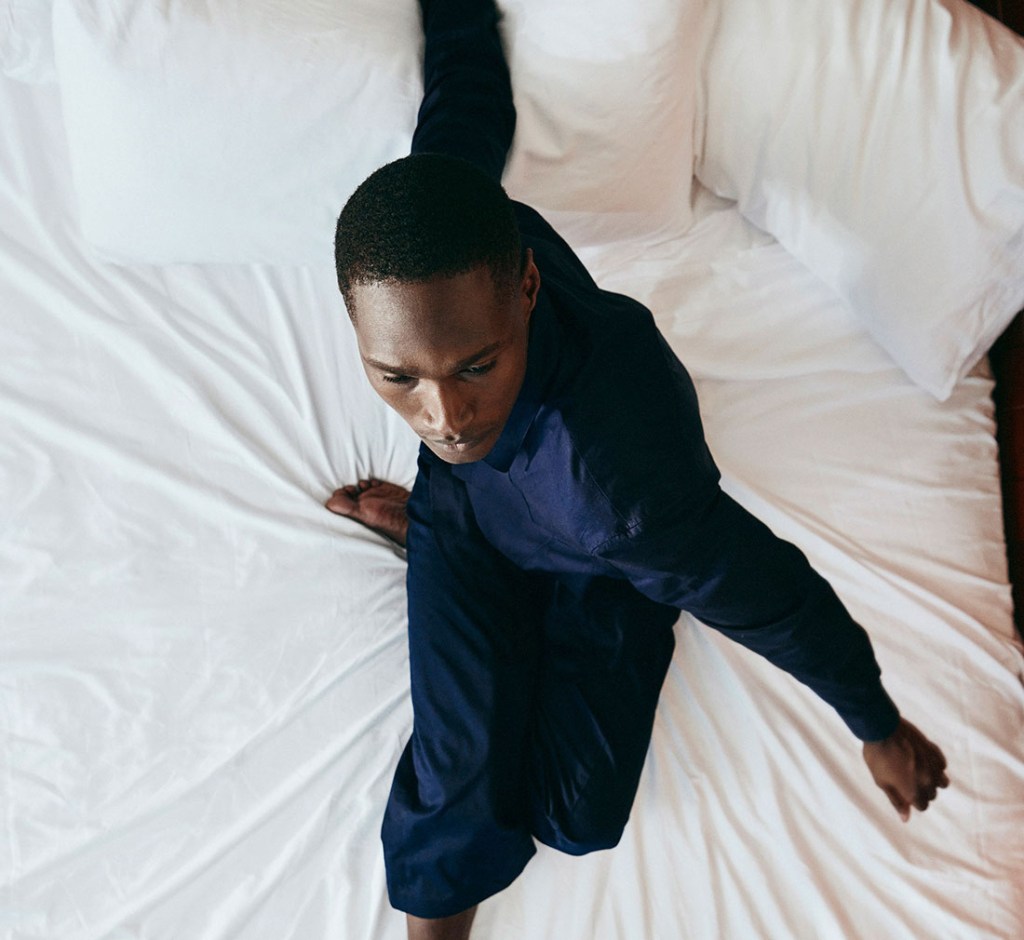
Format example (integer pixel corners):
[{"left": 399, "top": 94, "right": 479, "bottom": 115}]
[
  {"left": 974, "top": 0, "right": 1024, "bottom": 34},
  {"left": 978, "top": 0, "right": 1024, "bottom": 636},
  {"left": 992, "top": 314, "right": 1024, "bottom": 638}
]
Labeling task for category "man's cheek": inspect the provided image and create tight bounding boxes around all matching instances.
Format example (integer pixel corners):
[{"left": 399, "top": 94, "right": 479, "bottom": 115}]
[{"left": 371, "top": 387, "right": 412, "bottom": 424}]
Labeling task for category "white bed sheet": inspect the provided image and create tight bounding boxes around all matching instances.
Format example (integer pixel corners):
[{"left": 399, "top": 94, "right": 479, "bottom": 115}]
[{"left": 3, "top": 74, "right": 1023, "bottom": 940}]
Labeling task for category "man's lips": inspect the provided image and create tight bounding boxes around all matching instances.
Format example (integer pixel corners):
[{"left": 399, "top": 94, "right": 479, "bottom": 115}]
[
  {"left": 432, "top": 437, "right": 479, "bottom": 449},
  {"left": 422, "top": 428, "right": 496, "bottom": 451}
]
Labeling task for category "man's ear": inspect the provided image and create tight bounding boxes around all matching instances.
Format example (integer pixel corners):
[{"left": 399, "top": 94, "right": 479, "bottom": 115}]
[{"left": 519, "top": 248, "right": 540, "bottom": 323}]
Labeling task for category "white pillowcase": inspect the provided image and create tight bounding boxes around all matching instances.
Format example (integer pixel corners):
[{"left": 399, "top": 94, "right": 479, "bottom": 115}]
[
  {"left": 49, "top": 0, "right": 703, "bottom": 266},
  {"left": 1, "top": 0, "right": 57, "bottom": 82},
  {"left": 51, "top": 0, "right": 422, "bottom": 266},
  {"left": 696, "top": 0, "right": 1024, "bottom": 400}
]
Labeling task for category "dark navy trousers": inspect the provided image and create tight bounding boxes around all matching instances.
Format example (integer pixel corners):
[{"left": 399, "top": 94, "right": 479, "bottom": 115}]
[{"left": 381, "top": 0, "right": 679, "bottom": 919}]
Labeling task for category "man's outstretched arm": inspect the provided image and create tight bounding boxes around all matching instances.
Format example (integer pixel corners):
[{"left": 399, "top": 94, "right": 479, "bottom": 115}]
[
  {"left": 599, "top": 484, "right": 949, "bottom": 819},
  {"left": 411, "top": 0, "right": 515, "bottom": 183}
]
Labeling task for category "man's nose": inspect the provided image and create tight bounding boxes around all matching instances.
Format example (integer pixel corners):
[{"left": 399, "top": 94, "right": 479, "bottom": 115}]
[{"left": 422, "top": 383, "right": 474, "bottom": 439}]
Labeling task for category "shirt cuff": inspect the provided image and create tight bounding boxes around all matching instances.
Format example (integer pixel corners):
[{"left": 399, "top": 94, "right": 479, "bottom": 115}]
[{"left": 837, "top": 680, "right": 901, "bottom": 742}]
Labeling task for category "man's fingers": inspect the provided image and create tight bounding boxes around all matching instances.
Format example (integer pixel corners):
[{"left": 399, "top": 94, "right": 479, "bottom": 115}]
[
  {"left": 910, "top": 747, "right": 947, "bottom": 812},
  {"left": 929, "top": 752, "right": 950, "bottom": 788},
  {"left": 924, "top": 742, "right": 947, "bottom": 767},
  {"left": 326, "top": 489, "right": 358, "bottom": 516},
  {"left": 911, "top": 755, "right": 942, "bottom": 811},
  {"left": 918, "top": 751, "right": 950, "bottom": 790},
  {"left": 327, "top": 480, "right": 382, "bottom": 512},
  {"left": 884, "top": 786, "right": 910, "bottom": 821},
  {"left": 890, "top": 769, "right": 919, "bottom": 818},
  {"left": 914, "top": 782, "right": 941, "bottom": 811}
]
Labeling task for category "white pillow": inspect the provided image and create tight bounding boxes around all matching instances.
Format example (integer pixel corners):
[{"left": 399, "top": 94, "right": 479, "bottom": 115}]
[
  {"left": 695, "top": 0, "right": 1024, "bottom": 401},
  {"left": 1, "top": 0, "right": 56, "bottom": 82},
  {"left": 50, "top": 0, "right": 703, "bottom": 265},
  {"left": 51, "top": 0, "right": 422, "bottom": 265}
]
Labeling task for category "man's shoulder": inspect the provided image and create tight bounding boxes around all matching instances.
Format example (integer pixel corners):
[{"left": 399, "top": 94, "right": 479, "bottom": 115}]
[
  {"left": 519, "top": 309, "right": 719, "bottom": 553},
  {"left": 555, "top": 299, "right": 703, "bottom": 466}
]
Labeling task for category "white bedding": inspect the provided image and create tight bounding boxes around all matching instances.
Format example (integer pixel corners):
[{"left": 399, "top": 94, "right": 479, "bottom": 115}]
[{"left": 3, "top": 64, "right": 1024, "bottom": 940}]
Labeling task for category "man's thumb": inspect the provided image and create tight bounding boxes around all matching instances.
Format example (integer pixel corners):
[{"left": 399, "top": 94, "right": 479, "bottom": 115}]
[{"left": 326, "top": 490, "right": 357, "bottom": 517}]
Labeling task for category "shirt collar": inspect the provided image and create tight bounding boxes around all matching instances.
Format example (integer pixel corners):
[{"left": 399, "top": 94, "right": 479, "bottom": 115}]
[{"left": 483, "top": 292, "right": 559, "bottom": 472}]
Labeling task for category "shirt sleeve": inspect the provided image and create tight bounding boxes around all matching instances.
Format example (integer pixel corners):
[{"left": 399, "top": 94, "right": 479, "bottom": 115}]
[
  {"left": 594, "top": 486, "right": 901, "bottom": 742},
  {"left": 381, "top": 448, "right": 539, "bottom": 918}
]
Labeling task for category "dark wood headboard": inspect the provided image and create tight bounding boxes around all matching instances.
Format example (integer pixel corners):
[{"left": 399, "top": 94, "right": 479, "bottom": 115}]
[
  {"left": 971, "top": 0, "right": 1024, "bottom": 33},
  {"left": 976, "top": 0, "right": 1024, "bottom": 635}
]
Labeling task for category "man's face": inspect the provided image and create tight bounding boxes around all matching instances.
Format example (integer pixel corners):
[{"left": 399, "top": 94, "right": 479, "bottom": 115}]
[{"left": 348, "top": 253, "right": 540, "bottom": 465}]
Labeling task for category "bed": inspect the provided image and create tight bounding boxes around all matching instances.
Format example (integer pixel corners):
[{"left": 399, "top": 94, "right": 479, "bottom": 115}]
[{"left": 2, "top": 1, "right": 1023, "bottom": 938}]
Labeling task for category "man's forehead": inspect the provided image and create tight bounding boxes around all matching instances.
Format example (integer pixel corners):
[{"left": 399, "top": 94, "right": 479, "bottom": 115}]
[
  {"left": 349, "top": 278, "right": 512, "bottom": 371},
  {"left": 350, "top": 271, "right": 511, "bottom": 335}
]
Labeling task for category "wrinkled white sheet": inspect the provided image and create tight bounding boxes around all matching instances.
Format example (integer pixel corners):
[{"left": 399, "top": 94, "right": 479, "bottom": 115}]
[{"left": 2, "top": 76, "right": 1023, "bottom": 940}]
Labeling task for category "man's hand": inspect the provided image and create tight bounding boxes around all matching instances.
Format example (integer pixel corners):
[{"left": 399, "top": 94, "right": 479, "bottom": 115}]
[
  {"left": 326, "top": 479, "right": 411, "bottom": 548},
  {"left": 862, "top": 718, "right": 949, "bottom": 822}
]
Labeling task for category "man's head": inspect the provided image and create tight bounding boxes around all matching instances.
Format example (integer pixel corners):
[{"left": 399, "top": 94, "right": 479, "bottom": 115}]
[{"left": 335, "top": 154, "right": 539, "bottom": 465}]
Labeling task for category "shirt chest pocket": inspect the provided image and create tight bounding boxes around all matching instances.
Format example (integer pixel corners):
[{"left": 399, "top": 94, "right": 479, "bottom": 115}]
[{"left": 469, "top": 484, "right": 560, "bottom": 571}]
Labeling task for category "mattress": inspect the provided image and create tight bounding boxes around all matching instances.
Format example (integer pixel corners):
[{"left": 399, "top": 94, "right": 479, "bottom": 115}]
[{"left": 3, "top": 71, "right": 1024, "bottom": 940}]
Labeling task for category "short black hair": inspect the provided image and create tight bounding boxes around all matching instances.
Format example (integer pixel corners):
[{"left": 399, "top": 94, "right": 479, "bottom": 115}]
[{"left": 334, "top": 153, "right": 521, "bottom": 314}]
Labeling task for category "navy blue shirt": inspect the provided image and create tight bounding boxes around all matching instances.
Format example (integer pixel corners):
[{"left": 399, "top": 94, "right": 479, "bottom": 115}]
[{"left": 410, "top": 202, "right": 901, "bottom": 744}]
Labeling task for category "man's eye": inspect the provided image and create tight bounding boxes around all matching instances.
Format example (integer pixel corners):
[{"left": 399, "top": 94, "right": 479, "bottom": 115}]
[
  {"left": 382, "top": 374, "right": 413, "bottom": 385},
  {"left": 462, "top": 361, "right": 496, "bottom": 378}
]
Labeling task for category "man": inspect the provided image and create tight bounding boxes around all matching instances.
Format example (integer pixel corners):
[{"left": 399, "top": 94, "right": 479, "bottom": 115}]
[{"left": 327, "top": 2, "right": 950, "bottom": 938}]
